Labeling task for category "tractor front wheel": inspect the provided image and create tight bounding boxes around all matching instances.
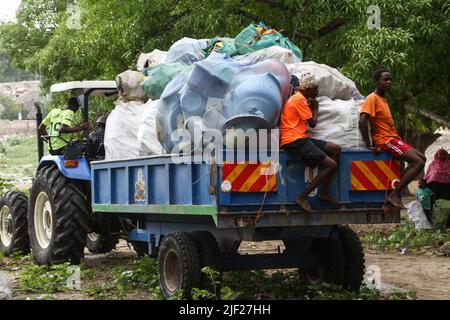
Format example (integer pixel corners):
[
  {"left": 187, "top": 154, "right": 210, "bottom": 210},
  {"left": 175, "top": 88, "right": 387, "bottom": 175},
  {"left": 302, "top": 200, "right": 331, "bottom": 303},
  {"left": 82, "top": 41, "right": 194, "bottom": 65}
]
[{"left": 28, "top": 166, "right": 89, "bottom": 265}]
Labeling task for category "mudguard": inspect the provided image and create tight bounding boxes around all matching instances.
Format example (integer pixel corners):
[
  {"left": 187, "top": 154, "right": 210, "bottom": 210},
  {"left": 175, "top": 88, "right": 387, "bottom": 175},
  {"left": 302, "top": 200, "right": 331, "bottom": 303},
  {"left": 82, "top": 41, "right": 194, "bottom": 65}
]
[{"left": 37, "top": 155, "right": 91, "bottom": 181}]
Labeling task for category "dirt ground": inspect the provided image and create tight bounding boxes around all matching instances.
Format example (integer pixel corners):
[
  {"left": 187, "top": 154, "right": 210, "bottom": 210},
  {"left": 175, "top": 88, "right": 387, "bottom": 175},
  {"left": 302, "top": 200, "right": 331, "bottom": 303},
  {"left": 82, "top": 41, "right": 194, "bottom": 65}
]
[{"left": 3, "top": 238, "right": 448, "bottom": 300}]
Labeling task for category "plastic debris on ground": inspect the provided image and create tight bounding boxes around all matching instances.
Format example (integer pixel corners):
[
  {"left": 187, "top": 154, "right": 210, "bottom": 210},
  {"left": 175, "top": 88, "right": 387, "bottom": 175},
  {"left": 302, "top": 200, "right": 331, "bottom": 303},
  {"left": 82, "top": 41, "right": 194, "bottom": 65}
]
[
  {"left": 156, "top": 53, "right": 290, "bottom": 153},
  {"left": 136, "top": 49, "right": 167, "bottom": 72},
  {"left": 141, "top": 63, "right": 192, "bottom": 100},
  {"left": 288, "top": 62, "right": 362, "bottom": 101},
  {"left": 405, "top": 200, "right": 433, "bottom": 230},
  {"left": 307, "top": 97, "right": 367, "bottom": 150},
  {"left": 165, "top": 37, "right": 209, "bottom": 65},
  {"left": 115, "top": 70, "right": 148, "bottom": 102}
]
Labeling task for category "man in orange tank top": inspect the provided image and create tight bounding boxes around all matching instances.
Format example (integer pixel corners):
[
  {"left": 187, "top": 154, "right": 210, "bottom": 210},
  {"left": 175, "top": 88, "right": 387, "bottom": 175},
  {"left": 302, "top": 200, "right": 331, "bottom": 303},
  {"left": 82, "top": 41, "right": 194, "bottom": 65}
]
[
  {"left": 359, "top": 68, "right": 426, "bottom": 208},
  {"left": 280, "top": 73, "right": 341, "bottom": 212}
]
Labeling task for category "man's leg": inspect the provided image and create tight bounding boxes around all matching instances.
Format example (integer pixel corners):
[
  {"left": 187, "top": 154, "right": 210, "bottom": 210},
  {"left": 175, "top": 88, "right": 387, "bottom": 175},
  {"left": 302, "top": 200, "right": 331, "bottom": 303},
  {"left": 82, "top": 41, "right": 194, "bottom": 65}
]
[
  {"left": 387, "top": 147, "right": 425, "bottom": 207},
  {"left": 294, "top": 156, "right": 338, "bottom": 212},
  {"left": 317, "top": 142, "right": 341, "bottom": 203}
]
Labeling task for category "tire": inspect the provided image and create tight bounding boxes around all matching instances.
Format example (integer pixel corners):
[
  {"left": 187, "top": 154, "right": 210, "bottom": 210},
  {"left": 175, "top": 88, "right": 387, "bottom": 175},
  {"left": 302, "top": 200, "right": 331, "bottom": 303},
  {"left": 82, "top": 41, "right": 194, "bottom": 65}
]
[
  {"left": 191, "top": 231, "right": 221, "bottom": 298},
  {"left": 28, "top": 166, "right": 89, "bottom": 265},
  {"left": 0, "top": 191, "right": 29, "bottom": 255},
  {"left": 86, "top": 232, "right": 118, "bottom": 254},
  {"left": 338, "top": 226, "right": 365, "bottom": 291},
  {"left": 299, "top": 238, "right": 345, "bottom": 286},
  {"left": 157, "top": 232, "right": 201, "bottom": 300}
]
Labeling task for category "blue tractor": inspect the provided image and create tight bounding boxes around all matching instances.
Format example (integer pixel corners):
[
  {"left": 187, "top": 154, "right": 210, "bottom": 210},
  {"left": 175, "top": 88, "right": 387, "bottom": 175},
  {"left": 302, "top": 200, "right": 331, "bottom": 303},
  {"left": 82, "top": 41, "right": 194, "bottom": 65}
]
[{"left": 0, "top": 81, "right": 137, "bottom": 264}]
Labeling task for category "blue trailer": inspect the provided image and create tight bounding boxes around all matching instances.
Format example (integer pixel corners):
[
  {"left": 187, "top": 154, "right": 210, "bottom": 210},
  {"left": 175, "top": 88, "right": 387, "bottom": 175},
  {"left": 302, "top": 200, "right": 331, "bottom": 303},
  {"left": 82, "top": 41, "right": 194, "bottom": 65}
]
[
  {"left": 0, "top": 81, "right": 401, "bottom": 299},
  {"left": 90, "top": 149, "right": 401, "bottom": 298}
]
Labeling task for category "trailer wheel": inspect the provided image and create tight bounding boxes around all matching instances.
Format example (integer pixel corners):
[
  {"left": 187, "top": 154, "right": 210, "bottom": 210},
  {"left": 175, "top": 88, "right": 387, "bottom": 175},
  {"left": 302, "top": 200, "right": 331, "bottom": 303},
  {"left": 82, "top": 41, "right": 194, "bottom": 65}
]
[
  {"left": 0, "top": 191, "right": 29, "bottom": 256},
  {"left": 338, "top": 226, "right": 365, "bottom": 291},
  {"left": 28, "top": 166, "right": 89, "bottom": 265},
  {"left": 300, "top": 238, "right": 345, "bottom": 286},
  {"left": 191, "top": 231, "right": 221, "bottom": 298},
  {"left": 86, "top": 232, "right": 119, "bottom": 254},
  {"left": 157, "top": 232, "right": 201, "bottom": 299}
]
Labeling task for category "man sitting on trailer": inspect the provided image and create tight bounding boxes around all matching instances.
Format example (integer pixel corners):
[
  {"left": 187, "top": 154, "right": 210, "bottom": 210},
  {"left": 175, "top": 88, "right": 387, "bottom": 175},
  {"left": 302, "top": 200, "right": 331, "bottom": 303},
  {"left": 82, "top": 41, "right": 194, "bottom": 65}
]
[
  {"left": 280, "top": 73, "right": 341, "bottom": 212},
  {"left": 38, "top": 97, "right": 89, "bottom": 155},
  {"left": 359, "top": 68, "right": 426, "bottom": 208}
]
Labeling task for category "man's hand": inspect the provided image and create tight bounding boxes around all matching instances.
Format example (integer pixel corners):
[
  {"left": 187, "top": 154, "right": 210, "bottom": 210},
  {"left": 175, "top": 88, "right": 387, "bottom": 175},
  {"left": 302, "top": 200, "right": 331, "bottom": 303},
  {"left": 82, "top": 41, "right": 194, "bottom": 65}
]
[
  {"left": 307, "top": 98, "right": 318, "bottom": 109},
  {"left": 369, "top": 146, "right": 382, "bottom": 154},
  {"left": 79, "top": 122, "right": 89, "bottom": 130}
]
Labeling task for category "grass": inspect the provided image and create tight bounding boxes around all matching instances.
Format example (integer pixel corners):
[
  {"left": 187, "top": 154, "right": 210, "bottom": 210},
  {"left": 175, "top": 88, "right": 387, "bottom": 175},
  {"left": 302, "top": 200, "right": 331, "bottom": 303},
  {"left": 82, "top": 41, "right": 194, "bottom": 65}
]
[
  {"left": 0, "top": 135, "right": 38, "bottom": 179},
  {"left": 360, "top": 221, "right": 450, "bottom": 254}
]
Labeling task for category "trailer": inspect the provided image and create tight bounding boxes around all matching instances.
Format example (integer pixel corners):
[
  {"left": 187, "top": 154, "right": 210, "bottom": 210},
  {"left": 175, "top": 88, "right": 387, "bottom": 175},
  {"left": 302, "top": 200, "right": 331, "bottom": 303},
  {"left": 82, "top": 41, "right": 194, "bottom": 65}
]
[{"left": 91, "top": 149, "right": 401, "bottom": 298}]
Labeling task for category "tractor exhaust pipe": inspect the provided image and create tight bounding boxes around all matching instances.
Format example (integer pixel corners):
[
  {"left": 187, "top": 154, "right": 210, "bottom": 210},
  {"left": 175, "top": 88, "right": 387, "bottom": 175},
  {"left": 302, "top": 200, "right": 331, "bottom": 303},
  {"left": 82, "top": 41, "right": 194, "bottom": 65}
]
[{"left": 35, "top": 102, "right": 44, "bottom": 162}]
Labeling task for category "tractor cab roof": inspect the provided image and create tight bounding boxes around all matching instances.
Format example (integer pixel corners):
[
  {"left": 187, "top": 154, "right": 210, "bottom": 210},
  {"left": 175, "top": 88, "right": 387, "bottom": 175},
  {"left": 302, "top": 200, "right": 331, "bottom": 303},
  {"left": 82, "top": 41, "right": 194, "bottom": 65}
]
[{"left": 50, "top": 81, "right": 118, "bottom": 97}]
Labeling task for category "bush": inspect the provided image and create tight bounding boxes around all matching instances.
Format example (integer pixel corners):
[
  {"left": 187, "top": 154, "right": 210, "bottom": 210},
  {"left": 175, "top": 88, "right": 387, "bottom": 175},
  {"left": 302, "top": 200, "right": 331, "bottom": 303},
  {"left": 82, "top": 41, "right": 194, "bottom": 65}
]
[{"left": 0, "top": 95, "right": 21, "bottom": 120}]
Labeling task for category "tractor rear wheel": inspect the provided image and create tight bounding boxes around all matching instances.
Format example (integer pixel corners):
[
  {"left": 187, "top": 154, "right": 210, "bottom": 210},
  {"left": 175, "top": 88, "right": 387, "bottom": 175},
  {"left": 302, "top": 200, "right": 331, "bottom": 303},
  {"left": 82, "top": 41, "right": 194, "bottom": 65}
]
[
  {"left": 338, "top": 226, "right": 365, "bottom": 291},
  {"left": 86, "top": 232, "right": 119, "bottom": 254},
  {"left": 28, "top": 166, "right": 89, "bottom": 265},
  {"left": 0, "top": 191, "right": 29, "bottom": 256}
]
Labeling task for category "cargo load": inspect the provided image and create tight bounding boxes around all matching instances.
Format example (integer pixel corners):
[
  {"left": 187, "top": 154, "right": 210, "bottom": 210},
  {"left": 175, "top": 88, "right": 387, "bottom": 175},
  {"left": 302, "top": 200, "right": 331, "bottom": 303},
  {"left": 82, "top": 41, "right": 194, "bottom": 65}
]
[
  {"left": 165, "top": 37, "right": 209, "bottom": 65},
  {"left": 136, "top": 49, "right": 167, "bottom": 71},
  {"left": 115, "top": 70, "right": 148, "bottom": 102}
]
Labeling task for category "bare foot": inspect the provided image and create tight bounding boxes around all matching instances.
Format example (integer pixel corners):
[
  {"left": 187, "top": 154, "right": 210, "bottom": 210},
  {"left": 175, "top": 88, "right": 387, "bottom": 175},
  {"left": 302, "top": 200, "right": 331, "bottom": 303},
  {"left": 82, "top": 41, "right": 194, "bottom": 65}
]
[
  {"left": 386, "top": 192, "right": 404, "bottom": 209},
  {"left": 294, "top": 197, "right": 312, "bottom": 212},
  {"left": 317, "top": 192, "right": 338, "bottom": 204}
]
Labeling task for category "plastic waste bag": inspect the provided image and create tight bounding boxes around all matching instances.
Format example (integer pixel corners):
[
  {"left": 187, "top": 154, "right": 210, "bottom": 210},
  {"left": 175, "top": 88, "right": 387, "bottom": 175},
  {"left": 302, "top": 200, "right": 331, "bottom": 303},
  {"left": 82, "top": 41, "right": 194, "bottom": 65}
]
[
  {"left": 141, "top": 63, "right": 192, "bottom": 100},
  {"left": 307, "top": 97, "right": 367, "bottom": 150},
  {"left": 136, "top": 49, "right": 167, "bottom": 71},
  {"left": 115, "top": 71, "right": 148, "bottom": 102},
  {"left": 204, "top": 37, "right": 237, "bottom": 57},
  {"left": 165, "top": 37, "right": 209, "bottom": 65},
  {"left": 234, "top": 46, "right": 301, "bottom": 65},
  {"left": 105, "top": 99, "right": 147, "bottom": 160},
  {"left": 288, "top": 62, "right": 362, "bottom": 101},
  {"left": 431, "top": 199, "right": 450, "bottom": 231},
  {"left": 405, "top": 200, "right": 433, "bottom": 230},
  {"left": 234, "top": 23, "right": 303, "bottom": 60},
  {"left": 137, "top": 99, "right": 165, "bottom": 156}
]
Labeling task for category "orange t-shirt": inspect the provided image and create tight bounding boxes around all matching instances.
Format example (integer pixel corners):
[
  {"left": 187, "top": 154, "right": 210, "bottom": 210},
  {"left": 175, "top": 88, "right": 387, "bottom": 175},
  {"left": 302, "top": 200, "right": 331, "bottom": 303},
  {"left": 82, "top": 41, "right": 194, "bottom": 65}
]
[
  {"left": 361, "top": 93, "right": 399, "bottom": 145},
  {"left": 280, "top": 92, "right": 312, "bottom": 147}
]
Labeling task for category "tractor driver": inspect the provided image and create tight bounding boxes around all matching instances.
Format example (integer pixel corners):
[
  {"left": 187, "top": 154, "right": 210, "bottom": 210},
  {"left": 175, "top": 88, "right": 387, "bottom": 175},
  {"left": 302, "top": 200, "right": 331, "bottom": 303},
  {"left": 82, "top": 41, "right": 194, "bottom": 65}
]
[{"left": 38, "top": 97, "right": 89, "bottom": 155}]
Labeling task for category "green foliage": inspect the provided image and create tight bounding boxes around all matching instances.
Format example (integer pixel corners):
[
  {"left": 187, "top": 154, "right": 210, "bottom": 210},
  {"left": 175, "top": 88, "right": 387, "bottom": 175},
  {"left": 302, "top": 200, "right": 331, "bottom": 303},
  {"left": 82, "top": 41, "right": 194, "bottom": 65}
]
[
  {"left": 0, "top": 95, "right": 21, "bottom": 120},
  {"left": 0, "top": 136, "right": 38, "bottom": 180},
  {"left": 19, "top": 262, "right": 72, "bottom": 293},
  {"left": 0, "top": 0, "right": 448, "bottom": 131},
  {"left": 191, "top": 267, "right": 235, "bottom": 300},
  {"left": 361, "top": 222, "right": 450, "bottom": 253},
  {"left": 0, "top": 48, "right": 35, "bottom": 82}
]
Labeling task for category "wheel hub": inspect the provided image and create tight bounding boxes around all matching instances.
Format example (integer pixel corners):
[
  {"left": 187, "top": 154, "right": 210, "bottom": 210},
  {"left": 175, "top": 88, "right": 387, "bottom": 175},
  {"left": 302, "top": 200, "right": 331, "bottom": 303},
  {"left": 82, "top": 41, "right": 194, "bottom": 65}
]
[
  {"left": 163, "top": 249, "right": 181, "bottom": 293},
  {"left": 0, "top": 205, "right": 13, "bottom": 247},
  {"left": 34, "top": 192, "right": 53, "bottom": 249}
]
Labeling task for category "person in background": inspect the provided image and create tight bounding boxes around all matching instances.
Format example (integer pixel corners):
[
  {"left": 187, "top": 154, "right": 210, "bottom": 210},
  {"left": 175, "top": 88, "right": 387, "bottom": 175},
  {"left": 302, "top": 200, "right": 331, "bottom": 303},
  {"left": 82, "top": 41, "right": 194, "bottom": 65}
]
[
  {"left": 89, "top": 115, "right": 108, "bottom": 158},
  {"left": 359, "top": 68, "right": 426, "bottom": 208},
  {"left": 416, "top": 179, "right": 434, "bottom": 223},
  {"left": 280, "top": 73, "right": 341, "bottom": 212},
  {"left": 424, "top": 148, "right": 450, "bottom": 201},
  {"left": 38, "top": 97, "right": 89, "bottom": 155}
]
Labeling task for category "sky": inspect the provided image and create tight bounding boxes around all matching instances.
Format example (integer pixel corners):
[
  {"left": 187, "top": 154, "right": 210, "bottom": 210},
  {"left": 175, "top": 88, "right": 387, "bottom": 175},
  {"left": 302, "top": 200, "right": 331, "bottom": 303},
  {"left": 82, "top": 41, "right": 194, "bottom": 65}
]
[{"left": 0, "top": 0, "right": 21, "bottom": 22}]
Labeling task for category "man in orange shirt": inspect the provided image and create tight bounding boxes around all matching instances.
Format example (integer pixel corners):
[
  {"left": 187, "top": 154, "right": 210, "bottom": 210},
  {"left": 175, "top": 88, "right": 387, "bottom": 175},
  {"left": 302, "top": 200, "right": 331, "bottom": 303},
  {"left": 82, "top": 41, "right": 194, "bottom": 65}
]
[
  {"left": 281, "top": 73, "right": 341, "bottom": 212},
  {"left": 359, "top": 68, "right": 426, "bottom": 208}
]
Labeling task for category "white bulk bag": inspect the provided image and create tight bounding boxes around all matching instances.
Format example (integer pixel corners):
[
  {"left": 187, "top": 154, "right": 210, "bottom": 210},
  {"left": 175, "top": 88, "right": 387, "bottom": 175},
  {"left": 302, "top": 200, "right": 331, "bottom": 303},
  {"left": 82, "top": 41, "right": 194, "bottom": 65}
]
[
  {"left": 137, "top": 99, "right": 165, "bottom": 156},
  {"left": 136, "top": 49, "right": 168, "bottom": 71},
  {"left": 115, "top": 70, "right": 148, "bottom": 102}
]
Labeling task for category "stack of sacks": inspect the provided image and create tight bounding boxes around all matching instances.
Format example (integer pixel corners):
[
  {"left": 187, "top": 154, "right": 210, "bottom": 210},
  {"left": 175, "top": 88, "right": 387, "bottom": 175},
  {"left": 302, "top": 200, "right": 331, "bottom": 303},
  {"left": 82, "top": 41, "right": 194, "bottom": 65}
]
[
  {"left": 105, "top": 71, "right": 162, "bottom": 160},
  {"left": 156, "top": 53, "right": 290, "bottom": 153},
  {"left": 289, "top": 62, "right": 366, "bottom": 150}
]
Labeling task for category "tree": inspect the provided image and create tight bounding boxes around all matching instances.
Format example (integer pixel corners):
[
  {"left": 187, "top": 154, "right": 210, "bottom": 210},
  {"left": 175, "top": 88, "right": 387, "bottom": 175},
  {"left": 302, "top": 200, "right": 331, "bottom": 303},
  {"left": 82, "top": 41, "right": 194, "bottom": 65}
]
[
  {"left": 0, "top": 95, "right": 21, "bottom": 120},
  {"left": 0, "top": 0, "right": 448, "bottom": 131}
]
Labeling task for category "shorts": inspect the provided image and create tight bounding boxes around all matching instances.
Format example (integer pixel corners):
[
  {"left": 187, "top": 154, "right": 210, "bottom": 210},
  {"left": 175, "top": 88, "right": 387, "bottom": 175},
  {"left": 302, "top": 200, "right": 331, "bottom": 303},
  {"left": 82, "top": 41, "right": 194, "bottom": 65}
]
[
  {"left": 282, "top": 138, "right": 328, "bottom": 168},
  {"left": 378, "top": 138, "right": 411, "bottom": 157}
]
